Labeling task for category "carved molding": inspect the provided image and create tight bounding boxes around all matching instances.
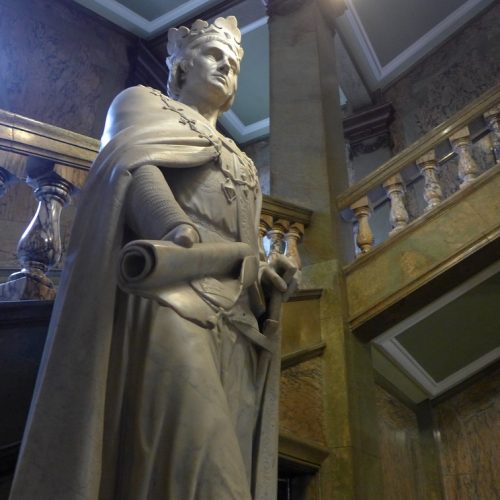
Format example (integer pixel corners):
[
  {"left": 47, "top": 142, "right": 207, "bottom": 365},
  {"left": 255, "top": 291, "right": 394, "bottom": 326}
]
[
  {"left": 349, "top": 134, "right": 391, "bottom": 158},
  {"left": 343, "top": 102, "right": 394, "bottom": 142},
  {"left": 278, "top": 431, "right": 329, "bottom": 468},
  {"left": 281, "top": 341, "right": 326, "bottom": 369},
  {"left": 263, "top": 0, "right": 313, "bottom": 17},
  {"left": 0, "top": 109, "right": 99, "bottom": 170}
]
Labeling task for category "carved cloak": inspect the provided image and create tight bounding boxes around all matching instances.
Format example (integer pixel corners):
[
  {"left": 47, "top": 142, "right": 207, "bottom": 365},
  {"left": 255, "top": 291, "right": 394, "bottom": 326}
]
[{"left": 9, "top": 86, "right": 279, "bottom": 500}]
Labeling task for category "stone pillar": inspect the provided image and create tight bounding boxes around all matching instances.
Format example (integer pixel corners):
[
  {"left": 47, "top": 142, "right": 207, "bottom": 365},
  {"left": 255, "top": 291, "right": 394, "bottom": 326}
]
[{"left": 266, "top": 0, "right": 384, "bottom": 497}]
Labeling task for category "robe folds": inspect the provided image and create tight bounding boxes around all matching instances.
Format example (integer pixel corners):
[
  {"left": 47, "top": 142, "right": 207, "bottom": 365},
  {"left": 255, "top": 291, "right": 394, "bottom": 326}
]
[{"left": 9, "top": 86, "right": 280, "bottom": 500}]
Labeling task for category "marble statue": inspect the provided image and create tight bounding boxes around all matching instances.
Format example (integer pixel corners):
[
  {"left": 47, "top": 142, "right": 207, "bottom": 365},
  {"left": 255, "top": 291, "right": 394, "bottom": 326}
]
[{"left": 9, "top": 16, "right": 296, "bottom": 500}]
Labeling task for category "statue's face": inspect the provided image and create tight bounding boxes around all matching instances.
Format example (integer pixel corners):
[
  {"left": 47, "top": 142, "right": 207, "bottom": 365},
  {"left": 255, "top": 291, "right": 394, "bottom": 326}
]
[{"left": 180, "top": 40, "right": 240, "bottom": 109}]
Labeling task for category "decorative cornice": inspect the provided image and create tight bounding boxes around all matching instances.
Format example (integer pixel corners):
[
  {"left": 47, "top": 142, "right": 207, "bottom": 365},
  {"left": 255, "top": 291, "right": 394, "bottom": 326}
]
[
  {"left": 281, "top": 342, "right": 326, "bottom": 370},
  {"left": 349, "top": 134, "right": 392, "bottom": 158},
  {"left": 278, "top": 431, "right": 329, "bottom": 467},
  {"left": 343, "top": 102, "right": 394, "bottom": 145}
]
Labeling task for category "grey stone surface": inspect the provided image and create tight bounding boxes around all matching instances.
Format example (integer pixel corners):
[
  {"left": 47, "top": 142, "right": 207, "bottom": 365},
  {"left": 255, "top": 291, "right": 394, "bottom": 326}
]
[{"left": 9, "top": 17, "right": 296, "bottom": 500}]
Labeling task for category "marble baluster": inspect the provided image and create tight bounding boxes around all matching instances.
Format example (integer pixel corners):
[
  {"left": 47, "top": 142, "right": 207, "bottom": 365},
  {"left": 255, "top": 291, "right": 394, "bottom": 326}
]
[
  {"left": 285, "top": 222, "right": 304, "bottom": 270},
  {"left": 484, "top": 105, "right": 500, "bottom": 163},
  {"left": 416, "top": 151, "right": 443, "bottom": 211},
  {"left": 1, "top": 161, "right": 74, "bottom": 300},
  {"left": 383, "top": 174, "right": 409, "bottom": 235},
  {"left": 449, "top": 126, "right": 480, "bottom": 188},
  {"left": 351, "top": 196, "right": 374, "bottom": 256},
  {"left": 0, "top": 166, "right": 19, "bottom": 198},
  {"left": 267, "top": 218, "right": 290, "bottom": 263},
  {"left": 0, "top": 168, "right": 9, "bottom": 198},
  {"left": 259, "top": 213, "right": 273, "bottom": 260}
]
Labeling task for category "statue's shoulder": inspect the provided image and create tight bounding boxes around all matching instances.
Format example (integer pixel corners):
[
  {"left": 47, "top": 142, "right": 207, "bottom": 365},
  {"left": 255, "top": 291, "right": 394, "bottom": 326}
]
[
  {"left": 109, "top": 85, "right": 170, "bottom": 115},
  {"left": 101, "top": 86, "right": 181, "bottom": 145}
]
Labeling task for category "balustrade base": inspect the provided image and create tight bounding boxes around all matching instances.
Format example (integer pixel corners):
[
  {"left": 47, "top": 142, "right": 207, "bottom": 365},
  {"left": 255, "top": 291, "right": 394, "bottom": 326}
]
[{"left": 0, "top": 275, "right": 56, "bottom": 301}]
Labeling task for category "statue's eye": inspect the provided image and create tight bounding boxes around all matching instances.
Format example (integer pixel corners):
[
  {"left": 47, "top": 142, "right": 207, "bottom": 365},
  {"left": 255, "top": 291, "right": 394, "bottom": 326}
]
[{"left": 205, "top": 48, "right": 222, "bottom": 60}]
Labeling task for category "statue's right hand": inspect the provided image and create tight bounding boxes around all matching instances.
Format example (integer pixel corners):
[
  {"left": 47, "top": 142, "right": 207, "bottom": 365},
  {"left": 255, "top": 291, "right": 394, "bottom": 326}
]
[{"left": 163, "top": 224, "right": 200, "bottom": 248}]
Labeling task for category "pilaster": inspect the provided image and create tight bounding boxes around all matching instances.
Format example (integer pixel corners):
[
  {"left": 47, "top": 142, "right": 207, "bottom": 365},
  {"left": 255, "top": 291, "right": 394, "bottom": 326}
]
[{"left": 266, "top": 0, "right": 384, "bottom": 497}]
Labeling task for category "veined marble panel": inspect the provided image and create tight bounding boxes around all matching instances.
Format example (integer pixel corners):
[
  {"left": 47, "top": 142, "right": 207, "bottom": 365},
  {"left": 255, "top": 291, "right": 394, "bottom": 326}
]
[
  {"left": 375, "top": 385, "right": 422, "bottom": 500},
  {"left": 0, "top": 0, "right": 135, "bottom": 139},
  {"left": 436, "top": 365, "right": 500, "bottom": 499},
  {"left": 384, "top": 3, "right": 500, "bottom": 153},
  {"left": 280, "top": 357, "right": 327, "bottom": 447}
]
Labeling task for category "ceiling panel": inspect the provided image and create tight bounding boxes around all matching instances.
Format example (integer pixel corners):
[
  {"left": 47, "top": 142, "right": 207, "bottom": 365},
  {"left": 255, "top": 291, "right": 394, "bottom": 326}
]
[
  {"left": 231, "top": 23, "right": 269, "bottom": 126},
  {"left": 116, "top": 0, "right": 186, "bottom": 21},
  {"left": 374, "top": 262, "right": 500, "bottom": 398},
  {"left": 351, "top": 0, "right": 468, "bottom": 66},
  {"left": 397, "top": 272, "right": 500, "bottom": 382}
]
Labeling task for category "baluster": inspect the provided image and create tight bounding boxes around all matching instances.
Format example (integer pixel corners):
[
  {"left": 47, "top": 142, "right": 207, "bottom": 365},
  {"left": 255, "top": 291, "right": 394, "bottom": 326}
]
[
  {"left": 449, "top": 126, "right": 480, "bottom": 188},
  {"left": 351, "top": 196, "right": 374, "bottom": 255},
  {"left": 484, "top": 105, "right": 500, "bottom": 163},
  {"left": 0, "top": 167, "right": 18, "bottom": 198},
  {"left": 267, "top": 218, "right": 290, "bottom": 263},
  {"left": 1, "top": 159, "right": 74, "bottom": 301},
  {"left": 0, "top": 168, "right": 8, "bottom": 198},
  {"left": 258, "top": 214, "right": 273, "bottom": 260},
  {"left": 383, "top": 174, "right": 409, "bottom": 235},
  {"left": 416, "top": 151, "right": 443, "bottom": 211},
  {"left": 285, "top": 222, "right": 304, "bottom": 269}
]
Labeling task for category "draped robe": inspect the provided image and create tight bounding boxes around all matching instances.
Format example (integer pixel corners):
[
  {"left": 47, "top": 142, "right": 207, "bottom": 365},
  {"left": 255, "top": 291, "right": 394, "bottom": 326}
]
[{"left": 9, "top": 85, "right": 280, "bottom": 500}]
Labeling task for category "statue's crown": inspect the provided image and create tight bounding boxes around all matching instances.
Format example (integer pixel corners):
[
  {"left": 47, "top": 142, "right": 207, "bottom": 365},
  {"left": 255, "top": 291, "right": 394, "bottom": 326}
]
[{"left": 166, "top": 16, "right": 243, "bottom": 68}]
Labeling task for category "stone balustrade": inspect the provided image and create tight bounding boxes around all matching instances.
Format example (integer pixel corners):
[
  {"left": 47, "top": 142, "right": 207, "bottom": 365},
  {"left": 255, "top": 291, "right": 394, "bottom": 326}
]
[
  {"left": 260, "top": 198, "right": 312, "bottom": 270},
  {"left": 0, "top": 109, "right": 312, "bottom": 300},
  {"left": 339, "top": 83, "right": 500, "bottom": 259}
]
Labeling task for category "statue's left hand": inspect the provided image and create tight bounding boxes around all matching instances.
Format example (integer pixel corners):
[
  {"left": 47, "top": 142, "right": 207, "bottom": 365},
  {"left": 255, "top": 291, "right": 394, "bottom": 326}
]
[
  {"left": 163, "top": 223, "right": 200, "bottom": 248},
  {"left": 260, "top": 254, "right": 299, "bottom": 303}
]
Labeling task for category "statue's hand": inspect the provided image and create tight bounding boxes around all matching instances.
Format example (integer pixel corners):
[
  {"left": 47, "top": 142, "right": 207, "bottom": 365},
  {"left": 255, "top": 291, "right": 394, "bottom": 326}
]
[
  {"left": 260, "top": 254, "right": 299, "bottom": 303},
  {"left": 163, "top": 223, "right": 200, "bottom": 248}
]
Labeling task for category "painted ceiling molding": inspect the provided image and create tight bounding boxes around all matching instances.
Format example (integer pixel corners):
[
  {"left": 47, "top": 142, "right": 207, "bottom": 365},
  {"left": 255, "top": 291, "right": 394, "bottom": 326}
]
[
  {"left": 339, "top": 0, "right": 495, "bottom": 88},
  {"left": 374, "top": 261, "right": 500, "bottom": 398}
]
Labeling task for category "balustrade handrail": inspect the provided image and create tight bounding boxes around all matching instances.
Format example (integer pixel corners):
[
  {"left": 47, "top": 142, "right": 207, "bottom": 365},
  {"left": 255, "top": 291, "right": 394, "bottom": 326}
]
[
  {"left": 337, "top": 82, "right": 500, "bottom": 211},
  {"left": 0, "top": 109, "right": 99, "bottom": 170}
]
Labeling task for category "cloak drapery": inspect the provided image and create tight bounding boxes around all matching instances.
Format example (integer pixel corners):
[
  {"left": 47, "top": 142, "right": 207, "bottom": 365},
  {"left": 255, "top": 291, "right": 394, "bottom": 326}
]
[{"left": 9, "top": 86, "right": 280, "bottom": 500}]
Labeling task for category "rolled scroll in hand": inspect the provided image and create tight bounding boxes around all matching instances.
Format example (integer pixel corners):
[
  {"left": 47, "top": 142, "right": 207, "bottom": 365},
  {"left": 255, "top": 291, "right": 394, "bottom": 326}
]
[{"left": 118, "top": 240, "right": 259, "bottom": 292}]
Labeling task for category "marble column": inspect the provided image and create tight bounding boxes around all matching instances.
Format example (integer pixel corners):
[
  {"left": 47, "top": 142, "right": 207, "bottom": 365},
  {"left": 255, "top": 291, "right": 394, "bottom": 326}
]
[{"left": 266, "top": 0, "right": 384, "bottom": 497}]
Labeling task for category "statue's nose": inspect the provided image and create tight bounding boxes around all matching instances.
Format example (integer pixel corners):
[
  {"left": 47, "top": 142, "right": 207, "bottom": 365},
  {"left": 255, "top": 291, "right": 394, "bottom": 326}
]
[{"left": 218, "top": 59, "right": 230, "bottom": 74}]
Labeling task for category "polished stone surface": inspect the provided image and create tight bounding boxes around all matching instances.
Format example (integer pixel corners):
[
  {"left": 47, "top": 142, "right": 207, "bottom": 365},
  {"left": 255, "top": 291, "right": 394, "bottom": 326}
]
[
  {"left": 0, "top": 0, "right": 134, "bottom": 139},
  {"left": 8, "top": 16, "right": 294, "bottom": 500},
  {"left": 375, "top": 385, "right": 421, "bottom": 500},
  {"left": 280, "top": 357, "right": 326, "bottom": 447},
  {"left": 384, "top": 3, "right": 500, "bottom": 153},
  {"left": 436, "top": 365, "right": 500, "bottom": 499}
]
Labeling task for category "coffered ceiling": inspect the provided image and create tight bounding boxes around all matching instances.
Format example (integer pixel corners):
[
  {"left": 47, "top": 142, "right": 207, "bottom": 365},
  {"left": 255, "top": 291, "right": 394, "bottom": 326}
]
[{"left": 73, "top": 0, "right": 495, "bottom": 144}]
